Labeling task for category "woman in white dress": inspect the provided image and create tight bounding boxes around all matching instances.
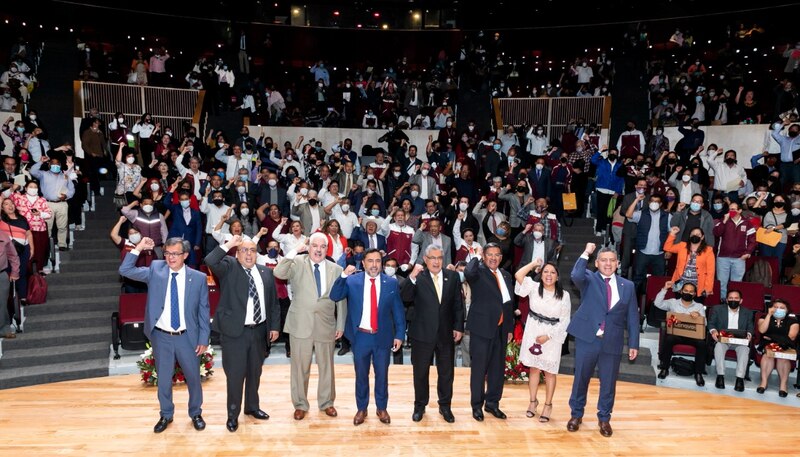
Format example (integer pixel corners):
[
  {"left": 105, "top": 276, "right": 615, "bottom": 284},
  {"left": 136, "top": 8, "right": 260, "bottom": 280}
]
[{"left": 514, "top": 258, "right": 571, "bottom": 423}]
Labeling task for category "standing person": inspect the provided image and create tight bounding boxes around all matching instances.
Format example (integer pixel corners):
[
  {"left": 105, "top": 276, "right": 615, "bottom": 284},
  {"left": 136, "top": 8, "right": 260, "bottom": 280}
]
[
  {"left": 712, "top": 201, "right": 756, "bottom": 299},
  {"left": 330, "top": 249, "right": 406, "bottom": 426},
  {"left": 0, "top": 226, "right": 20, "bottom": 339},
  {"left": 590, "top": 148, "right": 624, "bottom": 236},
  {"left": 30, "top": 156, "right": 74, "bottom": 252},
  {"left": 514, "top": 258, "right": 570, "bottom": 422},
  {"left": 464, "top": 243, "right": 514, "bottom": 422},
  {"left": 118, "top": 237, "right": 210, "bottom": 434},
  {"left": 11, "top": 181, "right": 50, "bottom": 272},
  {"left": 205, "top": 235, "right": 280, "bottom": 432},
  {"left": 567, "top": 243, "right": 639, "bottom": 438},
  {"left": 273, "top": 233, "right": 346, "bottom": 421},
  {"left": 401, "top": 246, "right": 464, "bottom": 423}
]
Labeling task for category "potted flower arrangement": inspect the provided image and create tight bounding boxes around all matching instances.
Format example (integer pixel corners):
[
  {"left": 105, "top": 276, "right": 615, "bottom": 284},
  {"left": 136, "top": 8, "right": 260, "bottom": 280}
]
[{"left": 137, "top": 343, "right": 215, "bottom": 386}]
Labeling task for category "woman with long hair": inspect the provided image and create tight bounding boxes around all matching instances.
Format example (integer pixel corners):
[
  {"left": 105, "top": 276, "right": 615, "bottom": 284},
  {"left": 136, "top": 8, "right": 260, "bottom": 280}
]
[
  {"left": 0, "top": 197, "right": 33, "bottom": 301},
  {"left": 514, "top": 258, "right": 571, "bottom": 422},
  {"left": 321, "top": 218, "right": 349, "bottom": 264},
  {"left": 11, "top": 181, "right": 50, "bottom": 274},
  {"left": 663, "top": 226, "right": 715, "bottom": 303}
]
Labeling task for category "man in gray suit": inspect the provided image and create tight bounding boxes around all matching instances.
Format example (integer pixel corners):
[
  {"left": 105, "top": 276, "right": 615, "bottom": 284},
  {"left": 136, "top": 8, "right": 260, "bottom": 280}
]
[
  {"left": 205, "top": 235, "right": 280, "bottom": 433},
  {"left": 408, "top": 163, "right": 438, "bottom": 200},
  {"left": 514, "top": 222, "right": 559, "bottom": 266},
  {"left": 619, "top": 179, "right": 648, "bottom": 277},
  {"left": 119, "top": 237, "right": 210, "bottom": 434},
  {"left": 292, "top": 189, "right": 328, "bottom": 235},
  {"left": 273, "top": 232, "right": 346, "bottom": 421},
  {"left": 411, "top": 218, "right": 452, "bottom": 265}
]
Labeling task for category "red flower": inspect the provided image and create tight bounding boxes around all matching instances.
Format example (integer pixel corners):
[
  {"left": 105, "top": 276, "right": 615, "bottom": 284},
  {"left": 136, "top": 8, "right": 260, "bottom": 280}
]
[{"left": 205, "top": 362, "right": 212, "bottom": 369}]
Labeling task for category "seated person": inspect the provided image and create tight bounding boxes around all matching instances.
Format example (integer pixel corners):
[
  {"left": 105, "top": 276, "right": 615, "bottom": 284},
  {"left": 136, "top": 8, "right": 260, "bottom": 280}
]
[
  {"left": 654, "top": 281, "right": 707, "bottom": 386},
  {"left": 708, "top": 290, "right": 755, "bottom": 391},
  {"left": 755, "top": 299, "right": 799, "bottom": 397}
]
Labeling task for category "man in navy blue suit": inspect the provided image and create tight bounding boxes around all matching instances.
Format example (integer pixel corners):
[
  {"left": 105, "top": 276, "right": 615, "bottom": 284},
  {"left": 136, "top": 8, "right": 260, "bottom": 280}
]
[
  {"left": 119, "top": 236, "right": 210, "bottom": 434},
  {"left": 330, "top": 248, "right": 406, "bottom": 426},
  {"left": 567, "top": 242, "right": 639, "bottom": 438}
]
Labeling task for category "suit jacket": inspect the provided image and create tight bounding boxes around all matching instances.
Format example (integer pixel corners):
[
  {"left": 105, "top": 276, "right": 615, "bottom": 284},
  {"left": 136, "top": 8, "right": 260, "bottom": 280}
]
[
  {"left": 408, "top": 174, "right": 438, "bottom": 199},
  {"left": 412, "top": 231, "right": 452, "bottom": 265},
  {"left": 119, "top": 253, "right": 210, "bottom": 347},
  {"left": 351, "top": 226, "right": 387, "bottom": 252},
  {"left": 513, "top": 231, "right": 558, "bottom": 265},
  {"left": 568, "top": 257, "right": 640, "bottom": 354},
  {"left": 204, "top": 246, "right": 280, "bottom": 338},
  {"left": 330, "top": 272, "right": 406, "bottom": 348},
  {"left": 530, "top": 166, "right": 552, "bottom": 200},
  {"left": 401, "top": 269, "right": 464, "bottom": 344},
  {"left": 256, "top": 183, "right": 289, "bottom": 215},
  {"left": 463, "top": 258, "right": 514, "bottom": 339},
  {"left": 708, "top": 305, "right": 755, "bottom": 336},
  {"left": 165, "top": 199, "right": 203, "bottom": 248},
  {"left": 291, "top": 202, "right": 328, "bottom": 236},
  {"left": 273, "top": 254, "right": 346, "bottom": 340}
]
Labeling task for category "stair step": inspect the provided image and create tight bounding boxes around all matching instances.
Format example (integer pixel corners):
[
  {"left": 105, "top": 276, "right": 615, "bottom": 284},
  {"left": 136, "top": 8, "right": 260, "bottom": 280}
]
[
  {"left": 0, "top": 359, "right": 108, "bottom": 390},
  {"left": 2, "top": 326, "right": 110, "bottom": 350},
  {"left": 0, "top": 342, "right": 108, "bottom": 369},
  {"left": 57, "top": 259, "right": 121, "bottom": 273},
  {"left": 46, "top": 282, "right": 121, "bottom": 298},
  {"left": 44, "top": 270, "right": 121, "bottom": 286},
  {"left": 24, "top": 295, "right": 117, "bottom": 316},
  {"left": 58, "top": 248, "right": 119, "bottom": 259},
  {"left": 558, "top": 356, "right": 656, "bottom": 385},
  {"left": 24, "top": 310, "right": 109, "bottom": 331}
]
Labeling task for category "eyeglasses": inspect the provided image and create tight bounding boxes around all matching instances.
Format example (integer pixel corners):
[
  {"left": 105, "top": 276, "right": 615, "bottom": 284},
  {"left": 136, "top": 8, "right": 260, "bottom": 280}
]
[
  {"left": 164, "top": 251, "right": 185, "bottom": 258},
  {"left": 238, "top": 247, "right": 257, "bottom": 254}
]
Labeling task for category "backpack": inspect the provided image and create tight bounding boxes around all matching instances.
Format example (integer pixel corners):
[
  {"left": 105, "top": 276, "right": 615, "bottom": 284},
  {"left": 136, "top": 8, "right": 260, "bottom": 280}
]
[
  {"left": 670, "top": 357, "right": 695, "bottom": 376},
  {"left": 745, "top": 258, "right": 772, "bottom": 288}
]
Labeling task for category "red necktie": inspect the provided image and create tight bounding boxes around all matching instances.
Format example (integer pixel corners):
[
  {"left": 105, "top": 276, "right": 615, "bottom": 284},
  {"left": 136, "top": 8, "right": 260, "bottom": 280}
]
[
  {"left": 492, "top": 270, "right": 504, "bottom": 326},
  {"left": 370, "top": 278, "right": 378, "bottom": 331}
]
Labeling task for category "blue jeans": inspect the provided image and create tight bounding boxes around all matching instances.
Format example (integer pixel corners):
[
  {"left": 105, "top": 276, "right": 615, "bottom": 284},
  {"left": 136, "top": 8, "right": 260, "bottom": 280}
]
[
  {"left": 759, "top": 242, "right": 786, "bottom": 267},
  {"left": 717, "top": 256, "right": 746, "bottom": 299}
]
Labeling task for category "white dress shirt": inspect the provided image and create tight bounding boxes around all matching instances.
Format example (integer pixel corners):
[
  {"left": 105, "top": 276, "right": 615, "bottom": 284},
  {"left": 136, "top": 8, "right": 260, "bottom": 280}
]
[
  {"left": 490, "top": 268, "right": 512, "bottom": 303},
  {"left": 727, "top": 309, "right": 740, "bottom": 331},
  {"left": 360, "top": 274, "right": 382, "bottom": 331},
  {"left": 156, "top": 266, "right": 187, "bottom": 331},
  {"left": 308, "top": 203, "right": 321, "bottom": 233},
  {"left": 531, "top": 240, "right": 546, "bottom": 264},
  {"left": 243, "top": 265, "right": 265, "bottom": 325}
]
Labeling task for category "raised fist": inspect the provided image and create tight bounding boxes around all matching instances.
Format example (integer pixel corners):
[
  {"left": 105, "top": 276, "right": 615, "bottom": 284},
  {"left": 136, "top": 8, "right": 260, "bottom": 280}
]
[
  {"left": 584, "top": 242, "right": 596, "bottom": 255},
  {"left": 410, "top": 264, "right": 425, "bottom": 279},
  {"left": 343, "top": 265, "right": 357, "bottom": 276}
]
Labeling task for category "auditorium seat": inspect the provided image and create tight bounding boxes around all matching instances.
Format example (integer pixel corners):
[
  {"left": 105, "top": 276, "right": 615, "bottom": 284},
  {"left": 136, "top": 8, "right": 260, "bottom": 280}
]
[
  {"left": 726, "top": 281, "right": 766, "bottom": 313},
  {"left": 642, "top": 275, "right": 672, "bottom": 328},
  {"left": 111, "top": 293, "right": 148, "bottom": 359},
  {"left": 745, "top": 256, "right": 780, "bottom": 286},
  {"left": 767, "top": 284, "right": 800, "bottom": 314}
]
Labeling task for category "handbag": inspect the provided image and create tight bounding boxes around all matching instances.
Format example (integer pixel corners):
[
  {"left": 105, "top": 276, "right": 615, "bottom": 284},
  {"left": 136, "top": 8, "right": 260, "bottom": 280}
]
[
  {"left": 26, "top": 261, "right": 48, "bottom": 305},
  {"left": 562, "top": 192, "right": 577, "bottom": 211}
]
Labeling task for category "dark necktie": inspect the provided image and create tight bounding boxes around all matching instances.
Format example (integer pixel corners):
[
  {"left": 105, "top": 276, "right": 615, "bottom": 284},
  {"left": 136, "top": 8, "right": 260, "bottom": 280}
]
[
  {"left": 370, "top": 277, "right": 378, "bottom": 331},
  {"left": 601, "top": 277, "right": 612, "bottom": 331},
  {"left": 492, "top": 270, "right": 504, "bottom": 326},
  {"left": 314, "top": 263, "right": 321, "bottom": 297},
  {"left": 245, "top": 268, "right": 262, "bottom": 323},
  {"left": 536, "top": 170, "right": 541, "bottom": 180},
  {"left": 170, "top": 272, "right": 180, "bottom": 330}
]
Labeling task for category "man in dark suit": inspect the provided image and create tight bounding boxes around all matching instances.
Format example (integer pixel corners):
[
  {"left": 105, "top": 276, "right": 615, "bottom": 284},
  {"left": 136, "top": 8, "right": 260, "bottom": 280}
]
[
  {"left": 330, "top": 249, "right": 406, "bottom": 426},
  {"left": 514, "top": 222, "right": 558, "bottom": 266},
  {"left": 464, "top": 243, "right": 514, "bottom": 421},
  {"left": 567, "top": 243, "right": 639, "bottom": 438},
  {"left": 119, "top": 237, "right": 210, "bottom": 434},
  {"left": 165, "top": 191, "right": 203, "bottom": 268},
  {"left": 256, "top": 170, "right": 289, "bottom": 215},
  {"left": 0, "top": 156, "right": 17, "bottom": 192},
  {"left": 708, "top": 289, "right": 755, "bottom": 392},
  {"left": 401, "top": 246, "right": 464, "bottom": 423},
  {"left": 530, "top": 156, "right": 552, "bottom": 201},
  {"left": 205, "top": 235, "right": 280, "bottom": 432},
  {"left": 351, "top": 220, "right": 387, "bottom": 252},
  {"left": 619, "top": 178, "right": 648, "bottom": 277}
]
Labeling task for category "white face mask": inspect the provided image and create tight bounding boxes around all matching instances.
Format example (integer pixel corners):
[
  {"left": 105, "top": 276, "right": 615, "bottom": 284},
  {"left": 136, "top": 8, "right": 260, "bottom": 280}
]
[
  {"left": 237, "top": 186, "right": 246, "bottom": 194},
  {"left": 459, "top": 202, "right": 469, "bottom": 212},
  {"left": 649, "top": 202, "right": 661, "bottom": 212},
  {"left": 126, "top": 156, "right": 135, "bottom": 164},
  {"left": 535, "top": 164, "right": 544, "bottom": 170},
  {"left": 682, "top": 175, "right": 691, "bottom": 183},
  {"left": 393, "top": 171, "right": 401, "bottom": 178},
  {"left": 421, "top": 168, "right": 429, "bottom": 176},
  {"left": 367, "top": 174, "right": 374, "bottom": 181},
  {"left": 117, "top": 118, "right": 124, "bottom": 124},
  {"left": 268, "top": 179, "right": 277, "bottom": 187},
  {"left": 150, "top": 183, "right": 160, "bottom": 191},
  {"left": 384, "top": 266, "right": 396, "bottom": 277},
  {"left": 446, "top": 121, "right": 453, "bottom": 127},
  {"left": 300, "top": 188, "right": 309, "bottom": 196},
  {"left": 411, "top": 190, "right": 419, "bottom": 198},
  {"left": 128, "top": 233, "right": 142, "bottom": 244},
  {"left": 341, "top": 204, "right": 350, "bottom": 212},
  {"left": 240, "top": 208, "right": 250, "bottom": 216},
  {"left": 792, "top": 208, "right": 800, "bottom": 216},
  {"left": 141, "top": 204, "right": 154, "bottom": 213},
  {"left": 532, "top": 231, "right": 543, "bottom": 240},
  {"left": 367, "top": 188, "right": 374, "bottom": 195},
  {"left": 26, "top": 188, "right": 38, "bottom": 196}
]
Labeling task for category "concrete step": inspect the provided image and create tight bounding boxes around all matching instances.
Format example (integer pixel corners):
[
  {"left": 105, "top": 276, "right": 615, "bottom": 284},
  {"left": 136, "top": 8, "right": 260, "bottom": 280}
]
[
  {"left": 45, "top": 282, "right": 121, "bottom": 299},
  {"left": 44, "top": 270, "right": 121, "bottom": 286},
  {"left": 559, "top": 355, "right": 657, "bottom": 385},
  {"left": 24, "top": 295, "right": 117, "bottom": 317},
  {"left": 0, "top": 342, "right": 108, "bottom": 369},
  {"left": 2, "top": 326, "right": 110, "bottom": 350},
  {"left": 56, "top": 258, "right": 121, "bottom": 273},
  {"left": 24, "top": 310, "right": 109, "bottom": 331},
  {"left": 58, "top": 248, "right": 119, "bottom": 260},
  {"left": 0, "top": 359, "right": 108, "bottom": 390}
]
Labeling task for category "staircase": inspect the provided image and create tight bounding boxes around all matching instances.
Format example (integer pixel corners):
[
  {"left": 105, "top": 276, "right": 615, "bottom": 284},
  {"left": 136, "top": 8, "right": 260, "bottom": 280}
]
[
  {"left": 555, "top": 217, "right": 656, "bottom": 385},
  {"left": 0, "top": 187, "right": 120, "bottom": 389},
  {"left": 29, "top": 40, "right": 79, "bottom": 146}
]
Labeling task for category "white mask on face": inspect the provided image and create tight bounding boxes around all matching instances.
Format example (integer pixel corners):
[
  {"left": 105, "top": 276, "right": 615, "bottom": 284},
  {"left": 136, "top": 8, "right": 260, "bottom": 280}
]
[
  {"left": 393, "top": 171, "right": 401, "bottom": 178},
  {"left": 26, "top": 188, "right": 38, "bottom": 197},
  {"left": 532, "top": 231, "right": 543, "bottom": 240},
  {"left": 141, "top": 204, "right": 154, "bottom": 213},
  {"left": 459, "top": 202, "right": 469, "bottom": 212},
  {"left": 299, "top": 188, "right": 309, "bottom": 196},
  {"left": 268, "top": 179, "right": 277, "bottom": 187},
  {"left": 150, "top": 183, "right": 160, "bottom": 191},
  {"left": 126, "top": 156, "right": 135, "bottom": 164},
  {"left": 237, "top": 186, "right": 246, "bottom": 194},
  {"left": 682, "top": 175, "right": 691, "bottom": 183},
  {"left": 341, "top": 203, "right": 350, "bottom": 213},
  {"left": 128, "top": 233, "right": 142, "bottom": 244},
  {"left": 535, "top": 164, "right": 544, "bottom": 170},
  {"left": 649, "top": 202, "right": 661, "bottom": 212},
  {"left": 240, "top": 208, "right": 250, "bottom": 216},
  {"left": 421, "top": 168, "right": 429, "bottom": 176},
  {"left": 384, "top": 266, "right": 396, "bottom": 277},
  {"left": 411, "top": 190, "right": 420, "bottom": 198},
  {"left": 367, "top": 174, "right": 374, "bottom": 181}
]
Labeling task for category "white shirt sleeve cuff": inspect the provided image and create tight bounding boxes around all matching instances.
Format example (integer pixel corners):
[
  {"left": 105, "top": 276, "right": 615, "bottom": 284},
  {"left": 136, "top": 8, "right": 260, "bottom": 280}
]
[
  {"left": 130, "top": 249, "right": 141, "bottom": 256},
  {"left": 284, "top": 249, "right": 298, "bottom": 260},
  {"left": 580, "top": 254, "right": 589, "bottom": 260}
]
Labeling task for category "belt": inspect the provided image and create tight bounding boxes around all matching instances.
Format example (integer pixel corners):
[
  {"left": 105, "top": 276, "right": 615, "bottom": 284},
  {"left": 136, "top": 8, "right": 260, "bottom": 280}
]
[
  {"left": 244, "top": 321, "right": 266, "bottom": 329},
  {"left": 357, "top": 327, "right": 378, "bottom": 334},
  {"left": 48, "top": 200, "right": 65, "bottom": 203},
  {"left": 155, "top": 327, "right": 186, "bottom": 335}
]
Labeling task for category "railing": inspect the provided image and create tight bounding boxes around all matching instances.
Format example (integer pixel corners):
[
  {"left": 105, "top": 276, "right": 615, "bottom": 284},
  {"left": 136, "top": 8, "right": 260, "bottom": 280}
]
[
  {"left": 74, "top": 81, "right": 204, "bottom": 132},
  {"left": 495, "top": 96, "right": 611, "bottom": 140}
]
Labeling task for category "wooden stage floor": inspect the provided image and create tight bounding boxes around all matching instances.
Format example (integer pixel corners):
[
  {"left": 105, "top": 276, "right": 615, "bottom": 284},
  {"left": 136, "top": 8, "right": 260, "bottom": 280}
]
[{"left": 1, "top": 365, "right": 798, "bottom": 456}]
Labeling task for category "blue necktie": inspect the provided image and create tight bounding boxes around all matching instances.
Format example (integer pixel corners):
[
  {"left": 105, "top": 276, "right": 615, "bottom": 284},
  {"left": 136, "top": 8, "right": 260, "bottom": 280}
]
[
  {"left": 245, "top": 268, "right": 262, "bottom": 323},
  {"left": 170, "top": 272, "right": 180, "bottom": 330},
  {"left": 314, "top": 263, "right": 322, "bottom": 297}
]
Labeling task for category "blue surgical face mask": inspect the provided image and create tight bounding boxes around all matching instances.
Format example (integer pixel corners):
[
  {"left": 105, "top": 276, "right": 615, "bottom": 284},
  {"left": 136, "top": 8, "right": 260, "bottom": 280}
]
[
  {"left": 354, "top": 253, "right": 364, "bottom": 262},
  {"left": 713, "top": 203, "right": 723, "bottom": 211},
  {"left": 180, "top": 200, "right": 191, "bottom": 208},
  {"left": 774, "top": 309, "right": 787, "bottom": 319},
  {"left": 695, "top": 95, "right": 703, "bottom": 102},
  {"left": 689, "top": 202, "right": 702, "bottom": 212},
  {"left": 239, "top": 174, "right": 248, "bottom": 182},
  {"left": 496, "top": 227, "right": 507, "bottom": 237},
  {"left": 267, "top": 248, "right": 279, "bottom": 258},
  {"left": 50, "top": 165, "right": 61, "bottom": 173},
  {"left": 493, "top": 144, "right": 501, "bottom": 151},
  {"left": 370, "top": 209, "right": 380, "bottom": 217}
]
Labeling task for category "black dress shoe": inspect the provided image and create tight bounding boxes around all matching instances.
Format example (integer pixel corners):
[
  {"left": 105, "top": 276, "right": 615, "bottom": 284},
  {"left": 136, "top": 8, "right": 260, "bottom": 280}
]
[
  {"left": 734, "top": 377, "right": 745, "bottom": 392},
  {"left": 245, "top": 409, "right": 270, "bottom": 420},
  {"left": 439, "top": 407, "right": 455, "bottom": 423},
  {"left": 471, "top": 409, "right": 484, "bottom": 422},
  {"left": 779, "top": 390, "right": 788, "bottom": 398},
  {"left": 153, "top": 416, "right": 172, "bottom": 433},
  {"left": 756, "top": 386, "right": 766, "bottom": 394},
  {"left": 338, "top": 345, "right": 350, "bottom": 356},
  {"left": 191, "top": 415, "right": 206, "bottom": 431},
  {"left": 412, "top": 406, "right": 425, "bottom": 422},
  {"left": 695, "top": 374, "right": 705, "bottom": 387},
  {"left": 484, "top": 406, "right": 507, "bottom": 419},
  {"left": 226, "top": 417, "right": 238, "bottom": 432},
  {"left": 715, "top": 375, "right": 725, "bottom": 389},
  {"left": 566, "top": 417, "right": 582, "bottom": 432},
  {"left": 657, "top": 368, "right": 668, "bottom": 379}
]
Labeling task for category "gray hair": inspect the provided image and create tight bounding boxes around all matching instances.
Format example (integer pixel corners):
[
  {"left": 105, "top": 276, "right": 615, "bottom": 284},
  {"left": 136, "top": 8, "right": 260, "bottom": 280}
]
[
  {"left": 596, "top": 246, "right": 618, "bottom": 259},
  {"left": 424, "top": 244, "right": 443, "bottom": 257},
  {"left": 308, "top": 232, "right": 328, "bottom": 247},
  {"left": 165, "top": 237, "right": 190, "bottom": 253}
]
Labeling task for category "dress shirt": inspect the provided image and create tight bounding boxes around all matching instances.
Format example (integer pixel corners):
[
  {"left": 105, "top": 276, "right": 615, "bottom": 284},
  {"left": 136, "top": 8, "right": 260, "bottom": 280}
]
[
  {"left": 285, "top": 249, "right": 327, "bottom": 293},
  {"left": 360, "top": 274, "right": 382, "bottom": 331},
  {"left": 155, "top": 265, "right": 187, "bottom": 331},
  {"left": 420, "top": 176, "right": 430, "bottom": 199},
  {"left": 242, "top": 264, "right": 265, "bottom": 325},
  {"left": 491, "top": 268, "right": 512, "bottom": 303},
  {"left": 679, "top": 182, "right": 694, "bottom": 204},
  {"left": 727, "top": 309, "right": 740, "bottom": 331},
  {"left": 29, "top": 162, "right": 75, "bottom": 201},
  {"left": 531, "top": 240, "right": 545, "bottom": 264},
  {"left": 308, "top": 203, "right": 321, "bottom": 233}
]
